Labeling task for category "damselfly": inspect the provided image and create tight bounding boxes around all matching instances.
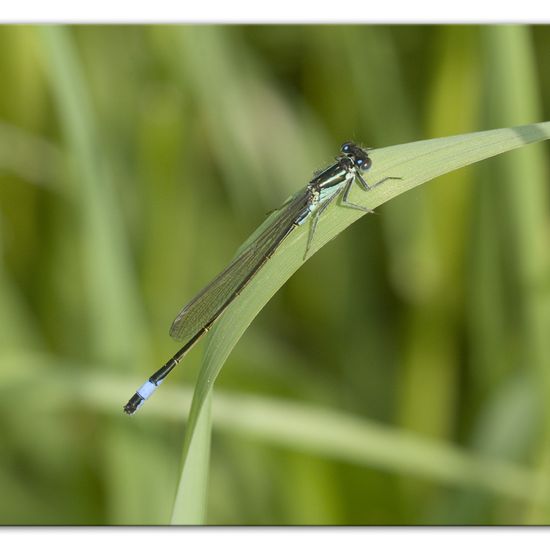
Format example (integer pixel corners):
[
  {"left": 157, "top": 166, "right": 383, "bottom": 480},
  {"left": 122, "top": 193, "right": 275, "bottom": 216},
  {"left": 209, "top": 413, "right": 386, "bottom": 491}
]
[{"left": 124, "top": 142, "right": 398, "bottom": 414}]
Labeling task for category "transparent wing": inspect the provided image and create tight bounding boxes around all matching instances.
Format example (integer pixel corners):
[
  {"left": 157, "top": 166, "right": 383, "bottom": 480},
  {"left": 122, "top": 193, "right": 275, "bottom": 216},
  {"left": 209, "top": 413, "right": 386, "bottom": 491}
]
[{"left": 169, "top": 191, "right": 309, "bottom": 343}]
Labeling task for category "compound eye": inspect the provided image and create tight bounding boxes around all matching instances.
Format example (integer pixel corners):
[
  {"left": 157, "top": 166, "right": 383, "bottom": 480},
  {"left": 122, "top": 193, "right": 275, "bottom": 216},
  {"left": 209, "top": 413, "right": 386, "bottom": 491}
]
[
  {"left": 341, "top": 142, "right": 353, "bottom": 154},
  {"left": 360, "top": 157, "right": 372, "bottom": 171}
]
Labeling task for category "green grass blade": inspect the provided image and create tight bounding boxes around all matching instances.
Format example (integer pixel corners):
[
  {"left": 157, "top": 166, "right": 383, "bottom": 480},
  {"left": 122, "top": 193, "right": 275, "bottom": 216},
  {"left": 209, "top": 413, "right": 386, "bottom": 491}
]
[
  {"left": 170, "top": 122, "right": 550, "bottom": 523},
  {"left": 39, "top": 26, "right": 154, "bottom": 524},
  {"left": 480, "top": 26, "right": 550, "bottom": 523},
  {"left": 39, "top": 26, "right": 147, "bottom": 363},
  {"left": 170, "top": 393, "right": 212, "bottom": 524},
  {"left": 2, "top": 352, "right": 547, "bottom": 506}
]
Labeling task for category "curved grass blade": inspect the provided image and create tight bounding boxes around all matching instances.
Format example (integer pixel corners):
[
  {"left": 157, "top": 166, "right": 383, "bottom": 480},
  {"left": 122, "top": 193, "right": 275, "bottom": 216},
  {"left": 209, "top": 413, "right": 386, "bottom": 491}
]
[{"left": 171, "top": 122, "right": 550, "bottom": 524}]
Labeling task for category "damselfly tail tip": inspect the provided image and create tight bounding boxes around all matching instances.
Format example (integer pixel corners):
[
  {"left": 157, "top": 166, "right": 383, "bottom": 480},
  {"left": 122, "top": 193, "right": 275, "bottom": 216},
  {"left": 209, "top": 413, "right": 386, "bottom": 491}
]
[
  {"left": 123, "top": 393, "right": 144, "bottom": 415},
  {"left": 123, "top": 380, "right": 161, "bottom": 415}
]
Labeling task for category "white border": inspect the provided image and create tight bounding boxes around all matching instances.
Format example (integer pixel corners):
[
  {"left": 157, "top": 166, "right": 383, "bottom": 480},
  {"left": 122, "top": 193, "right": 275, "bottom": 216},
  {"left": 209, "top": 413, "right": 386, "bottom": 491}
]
[
  {"left": 1, "top": 527, "right": 549, "bottom": 550},
  {"left": 0, "top": 0, "right": 549, "bottom": 23}
]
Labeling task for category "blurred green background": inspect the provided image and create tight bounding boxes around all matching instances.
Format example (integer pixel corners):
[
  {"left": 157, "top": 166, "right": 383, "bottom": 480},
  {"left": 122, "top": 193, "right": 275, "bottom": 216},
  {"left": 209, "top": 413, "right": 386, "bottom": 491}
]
[{"left": 1, "top": 24, "right": 550, "bottom": 525}]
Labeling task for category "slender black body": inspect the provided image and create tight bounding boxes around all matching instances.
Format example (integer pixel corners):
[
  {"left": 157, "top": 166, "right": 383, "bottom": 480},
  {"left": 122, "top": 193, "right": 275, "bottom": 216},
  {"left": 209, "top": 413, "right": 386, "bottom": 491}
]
[{"left": 124, "top": 142, "right": 386, "bottom": 415}]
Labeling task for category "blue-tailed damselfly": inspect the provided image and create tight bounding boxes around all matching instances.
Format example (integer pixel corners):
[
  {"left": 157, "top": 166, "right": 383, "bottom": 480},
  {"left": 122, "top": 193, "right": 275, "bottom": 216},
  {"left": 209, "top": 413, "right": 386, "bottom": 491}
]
[{"left": 124, "top": 142, "right": 397, "bottom": 414}]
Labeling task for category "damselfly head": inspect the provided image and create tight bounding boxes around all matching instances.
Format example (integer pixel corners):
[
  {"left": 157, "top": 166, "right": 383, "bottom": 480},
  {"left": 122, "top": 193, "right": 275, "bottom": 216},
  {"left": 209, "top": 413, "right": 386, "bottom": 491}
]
[{"left": 341, "top": 142, "right": 372, "bottom": 171}]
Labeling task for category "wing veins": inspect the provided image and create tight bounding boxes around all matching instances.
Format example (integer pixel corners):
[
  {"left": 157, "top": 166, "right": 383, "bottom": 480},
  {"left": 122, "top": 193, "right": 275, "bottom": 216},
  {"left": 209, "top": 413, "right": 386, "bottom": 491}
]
[{"left": 169, "top": 191, "right": 309, "bottom": 343}]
